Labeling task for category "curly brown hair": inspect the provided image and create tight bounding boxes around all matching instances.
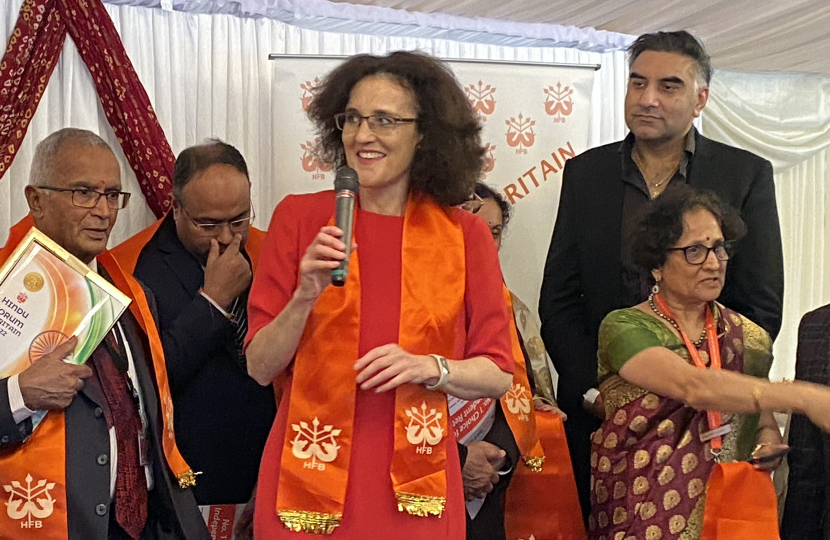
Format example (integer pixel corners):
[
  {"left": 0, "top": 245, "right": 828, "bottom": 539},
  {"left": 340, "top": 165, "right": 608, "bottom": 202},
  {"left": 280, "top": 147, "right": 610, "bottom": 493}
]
[
  {"left": 631, "top": 183, "right": 747, "bottom": 272},
  {"left": 307, "top": 51, "right": 485, "bottom": 206}
]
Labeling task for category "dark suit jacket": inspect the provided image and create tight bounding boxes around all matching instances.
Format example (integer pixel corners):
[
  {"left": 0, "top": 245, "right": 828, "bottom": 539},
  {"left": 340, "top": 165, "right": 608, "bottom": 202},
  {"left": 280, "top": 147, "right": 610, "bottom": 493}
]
[
  {"left": 539, "top": 129, "right": 784, "bottom": 416},
  {"left": 0, "top": 293, "right": 209, "bottom": 540},
  {"left": 133, "top": 214, "right": 276, "bottom": 505},
  {"left": 781, "top": 304, "right": 830, "bottom": 540},
  {"left": 539, "top": 129, "right": 784, "bottom": 520}
]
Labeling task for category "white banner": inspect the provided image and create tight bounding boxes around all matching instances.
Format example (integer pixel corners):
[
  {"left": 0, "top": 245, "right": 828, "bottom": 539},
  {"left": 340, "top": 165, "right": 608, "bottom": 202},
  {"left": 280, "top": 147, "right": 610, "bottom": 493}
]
[{"left": 270, "top": 56, "right": 595, "bottom": 315}]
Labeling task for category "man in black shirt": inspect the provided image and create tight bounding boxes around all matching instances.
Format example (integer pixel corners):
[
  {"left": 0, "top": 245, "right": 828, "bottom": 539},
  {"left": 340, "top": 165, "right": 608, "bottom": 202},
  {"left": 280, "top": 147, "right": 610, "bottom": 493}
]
[{"left": 539, "top": 31, "right": 784, "bottom": 520}]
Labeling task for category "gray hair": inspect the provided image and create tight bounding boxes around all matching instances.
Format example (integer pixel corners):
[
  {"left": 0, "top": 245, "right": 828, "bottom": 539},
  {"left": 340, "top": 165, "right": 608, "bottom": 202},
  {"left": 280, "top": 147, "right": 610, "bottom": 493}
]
[
  {"left": 627, "top": 31, "right": 712, "bottom": 91},
  {"left": 29, "top": 128, "right": 114, "bottom": 186}
]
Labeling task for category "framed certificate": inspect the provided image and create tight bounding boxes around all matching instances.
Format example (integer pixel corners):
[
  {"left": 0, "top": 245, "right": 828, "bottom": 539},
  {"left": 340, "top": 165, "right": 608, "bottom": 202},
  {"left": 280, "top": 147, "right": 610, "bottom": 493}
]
[{"left": 0, "top": 227, "right": 131, "bottom": 379}]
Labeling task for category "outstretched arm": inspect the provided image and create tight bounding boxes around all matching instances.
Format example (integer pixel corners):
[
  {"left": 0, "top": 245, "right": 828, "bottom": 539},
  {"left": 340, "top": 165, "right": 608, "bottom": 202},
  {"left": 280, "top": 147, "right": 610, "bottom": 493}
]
[{"left": 620, "top": 346, "right": 830, "bottom": 431}]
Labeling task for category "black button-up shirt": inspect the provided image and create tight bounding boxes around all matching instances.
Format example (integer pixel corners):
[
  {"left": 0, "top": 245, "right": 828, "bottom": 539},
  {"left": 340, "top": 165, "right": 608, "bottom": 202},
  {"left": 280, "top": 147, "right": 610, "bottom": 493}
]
[{"left": 619, "top": 129, "right": 696, "bottom": 306}]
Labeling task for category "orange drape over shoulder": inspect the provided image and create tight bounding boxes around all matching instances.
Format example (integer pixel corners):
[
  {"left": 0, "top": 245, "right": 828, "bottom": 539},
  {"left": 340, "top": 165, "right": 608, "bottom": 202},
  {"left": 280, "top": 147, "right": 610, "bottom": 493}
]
[{"left": 0, "top": 216, "right": 195, "bottom": 540}]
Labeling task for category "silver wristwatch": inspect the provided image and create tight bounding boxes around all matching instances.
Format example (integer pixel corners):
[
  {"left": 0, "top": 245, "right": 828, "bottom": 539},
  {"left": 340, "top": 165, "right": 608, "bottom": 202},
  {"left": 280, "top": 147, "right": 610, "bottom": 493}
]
[{"left": 425, "top": 354, "right": 450, "bottom": 390}]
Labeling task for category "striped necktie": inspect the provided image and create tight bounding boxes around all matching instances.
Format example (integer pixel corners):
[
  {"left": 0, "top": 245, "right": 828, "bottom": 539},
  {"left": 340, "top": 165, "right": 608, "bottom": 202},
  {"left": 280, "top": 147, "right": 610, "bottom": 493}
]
[{"left": 230, "top": 295, "right": 248, "bottom": 368}]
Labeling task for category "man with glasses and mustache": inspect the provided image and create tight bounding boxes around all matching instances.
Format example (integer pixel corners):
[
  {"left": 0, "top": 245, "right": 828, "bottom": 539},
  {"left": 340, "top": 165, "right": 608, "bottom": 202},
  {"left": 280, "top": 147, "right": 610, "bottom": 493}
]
[
  {"left": 539, "top": 31, "right": 784, "bottom": 521},
  {"left": 0, "top": 128, "right": 209, "bottom": 540},
  {"left": 112, "top": 140, "right": 275, "bottom": 509}
]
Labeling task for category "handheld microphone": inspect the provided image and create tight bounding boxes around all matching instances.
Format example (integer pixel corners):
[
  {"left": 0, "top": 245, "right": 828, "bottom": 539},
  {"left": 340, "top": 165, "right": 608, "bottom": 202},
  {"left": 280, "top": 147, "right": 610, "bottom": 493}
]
[{"left": 332, "top": 167, "right": 359, "bottom": 287}]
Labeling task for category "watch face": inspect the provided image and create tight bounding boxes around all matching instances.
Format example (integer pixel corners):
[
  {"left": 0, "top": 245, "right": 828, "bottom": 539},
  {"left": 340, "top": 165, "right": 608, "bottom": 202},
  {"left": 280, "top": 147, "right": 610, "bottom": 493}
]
[
  {"left": 425, "top": 354, "right": 450, "bottom": 390},
  {"left": 438, "top": 356, "right": 449, "bottom": 374}
]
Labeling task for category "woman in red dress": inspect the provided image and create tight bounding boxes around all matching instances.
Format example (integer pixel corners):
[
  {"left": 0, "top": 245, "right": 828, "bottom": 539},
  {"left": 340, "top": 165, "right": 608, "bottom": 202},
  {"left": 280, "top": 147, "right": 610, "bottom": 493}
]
[{"left": 246, "top": 51, "right": 515, "bottom": 539}]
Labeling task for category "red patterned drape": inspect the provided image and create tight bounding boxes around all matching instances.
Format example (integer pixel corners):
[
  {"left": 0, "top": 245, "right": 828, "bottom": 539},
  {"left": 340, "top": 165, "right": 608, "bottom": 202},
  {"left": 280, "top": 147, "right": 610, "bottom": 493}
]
[{"left": 0, "top": 0, "right": 174, "bottom": 218}]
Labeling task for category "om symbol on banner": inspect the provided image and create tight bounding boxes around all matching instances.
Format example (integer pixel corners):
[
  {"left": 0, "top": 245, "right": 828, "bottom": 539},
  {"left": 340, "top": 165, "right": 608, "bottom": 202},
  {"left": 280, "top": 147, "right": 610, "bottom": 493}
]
[
  {"left": 405, "top": 402, "right": 444, "bottom": 455},
  {"left": 291, "top": 417, "right": 341, "bottom": 471},
  {"left": 4, "top": 474, "right": 56, "bottom": 530}
]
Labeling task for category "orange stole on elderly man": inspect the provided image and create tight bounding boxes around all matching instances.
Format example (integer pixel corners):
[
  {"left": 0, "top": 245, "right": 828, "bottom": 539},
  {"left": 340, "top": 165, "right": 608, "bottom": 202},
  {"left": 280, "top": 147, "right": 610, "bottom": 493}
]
[{"left": 0, "top": 227, "right": 130, "bottom": 382}]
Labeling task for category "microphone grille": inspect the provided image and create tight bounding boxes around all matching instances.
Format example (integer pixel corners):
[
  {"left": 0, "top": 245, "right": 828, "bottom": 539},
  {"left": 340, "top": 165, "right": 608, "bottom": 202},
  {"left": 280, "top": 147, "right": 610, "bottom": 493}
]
[{"left": 334, "top": 167, "right": 360, "bottom": 193}]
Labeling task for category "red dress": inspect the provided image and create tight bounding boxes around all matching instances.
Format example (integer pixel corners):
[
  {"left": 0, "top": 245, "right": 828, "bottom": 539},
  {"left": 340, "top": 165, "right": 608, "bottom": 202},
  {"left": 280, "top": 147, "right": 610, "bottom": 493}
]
[{"left": 248, "top": 192, "right": 513, "bottom": 539}]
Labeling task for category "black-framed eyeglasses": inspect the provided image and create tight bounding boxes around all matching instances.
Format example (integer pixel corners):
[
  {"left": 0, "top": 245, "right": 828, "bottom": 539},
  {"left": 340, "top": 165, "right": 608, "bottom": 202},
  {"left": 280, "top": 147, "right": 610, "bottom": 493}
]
[
  {"left": 180, "top": 206, "right": 255, "bottom": 235},
  {"left": 37, "top": 186, "right": 131, "bottom": 210},
  {"left": 670, "top": 241, "right": 734, "bottom": 265},
  {"left": 334, "top": 112, "right": 417, "bottom": 132}
]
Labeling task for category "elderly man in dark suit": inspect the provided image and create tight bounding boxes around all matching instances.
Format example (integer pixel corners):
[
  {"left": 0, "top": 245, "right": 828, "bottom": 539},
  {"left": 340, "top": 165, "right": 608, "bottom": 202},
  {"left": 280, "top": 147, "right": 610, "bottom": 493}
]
[
  {"left": 112, "top": 141, "right": 275, "bottom": 507},
  {"left": 539, "top": 30, "right": 784, "bottom": 519},
  {"left": 781, "top": 304, "right": 830, "bottom": 540},
  {"left": 0, "top": 128, "right": 209, "bottom": 540}
]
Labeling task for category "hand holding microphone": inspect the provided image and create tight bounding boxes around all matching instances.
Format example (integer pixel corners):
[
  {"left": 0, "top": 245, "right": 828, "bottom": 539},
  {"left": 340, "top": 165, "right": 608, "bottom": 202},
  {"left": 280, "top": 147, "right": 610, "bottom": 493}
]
[
  {"left": 331, "top": 167, "right": 359, "bottom": 287},
  {"left": 295, "top": 167, "right": 359, "bottom": 301}
]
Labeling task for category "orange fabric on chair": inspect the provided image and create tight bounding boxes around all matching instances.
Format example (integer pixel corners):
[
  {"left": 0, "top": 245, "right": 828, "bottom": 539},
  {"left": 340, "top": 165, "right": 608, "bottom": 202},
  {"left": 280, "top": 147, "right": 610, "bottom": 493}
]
[
  {"left": 700, "top": 462, "right": 779, "bottom": 540},
  {"left": 504, "top": 412, "right": 587, "bottom": 540}
]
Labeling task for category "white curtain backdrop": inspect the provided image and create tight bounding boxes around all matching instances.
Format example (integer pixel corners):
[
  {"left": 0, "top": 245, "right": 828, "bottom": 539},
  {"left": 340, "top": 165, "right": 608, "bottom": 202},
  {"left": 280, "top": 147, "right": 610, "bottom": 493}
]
[
  {"left": 105, "top": 0, "right": 635, "bottom": 52},
  {"left": 2, "top": 0, "right": 825, "bottom": 382},
  {"left": 0, "top": 0, "right": 627, "bottom": 246},
  {"left": 703, "top": 71, "right": 830, "bottom": 381}
]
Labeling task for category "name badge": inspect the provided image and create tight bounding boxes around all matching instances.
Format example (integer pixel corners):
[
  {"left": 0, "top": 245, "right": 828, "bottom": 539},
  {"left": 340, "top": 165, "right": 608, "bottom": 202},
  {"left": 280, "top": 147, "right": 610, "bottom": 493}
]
[{"left": 700, "top": 423, "right": 732, "bottom": 442}]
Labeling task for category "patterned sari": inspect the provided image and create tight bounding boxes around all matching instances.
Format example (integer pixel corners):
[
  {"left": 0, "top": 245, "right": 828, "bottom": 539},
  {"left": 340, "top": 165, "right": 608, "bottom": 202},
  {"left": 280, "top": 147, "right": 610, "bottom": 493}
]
[{"left": 589, "top": 304, "right": 773, "bottom": 540}]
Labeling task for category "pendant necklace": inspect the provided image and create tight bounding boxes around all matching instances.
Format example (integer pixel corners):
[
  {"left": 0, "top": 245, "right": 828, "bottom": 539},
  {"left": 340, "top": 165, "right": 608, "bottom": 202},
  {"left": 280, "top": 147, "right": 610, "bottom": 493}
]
[
  {"left": 648, "top": 293, "right": 707, "bottom": 347},
  {"left": 633, "top": 147, "right": 679, "bottom": 190}
]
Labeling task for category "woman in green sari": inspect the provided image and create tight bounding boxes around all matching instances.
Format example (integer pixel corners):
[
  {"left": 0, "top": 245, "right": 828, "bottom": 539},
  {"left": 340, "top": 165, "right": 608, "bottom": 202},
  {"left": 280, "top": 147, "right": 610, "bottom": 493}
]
[{"left": 589, "top": 185, "right": 830, "bottom": 540}]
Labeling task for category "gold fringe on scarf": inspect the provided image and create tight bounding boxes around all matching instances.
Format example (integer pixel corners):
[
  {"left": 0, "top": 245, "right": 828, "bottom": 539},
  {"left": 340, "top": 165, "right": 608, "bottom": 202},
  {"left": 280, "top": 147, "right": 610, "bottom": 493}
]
[
  {"left": 396, "top": 492, "right": 446, "bottom": 517},
  {"left": 278, "top": 510, "right": 342, "bottom": 535}
]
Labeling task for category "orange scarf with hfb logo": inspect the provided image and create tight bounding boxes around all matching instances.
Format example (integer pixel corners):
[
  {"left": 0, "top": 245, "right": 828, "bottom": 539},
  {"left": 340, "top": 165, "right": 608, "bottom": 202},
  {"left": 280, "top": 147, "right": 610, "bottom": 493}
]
[
  {"left": 0, "top": 215, "right": 195, "bottom": 540},
  {"left": 276, "top": 195, "right": 469, "bottom": 534},
  {"left": 499, "top": 288, "right": 587, "bottom": 540},
  {"left": 500, "top": 287, "right": 545, "bottom": 469},
  {"left": 444, "top": 284, "right": 584, "bottom": 539}
]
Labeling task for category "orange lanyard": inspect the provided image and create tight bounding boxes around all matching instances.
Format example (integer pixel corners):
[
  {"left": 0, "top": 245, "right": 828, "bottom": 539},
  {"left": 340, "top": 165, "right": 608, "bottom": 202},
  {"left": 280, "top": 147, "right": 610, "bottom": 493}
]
[{"left": 653, "top": 294, "right": 724, "bottom": 451}]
